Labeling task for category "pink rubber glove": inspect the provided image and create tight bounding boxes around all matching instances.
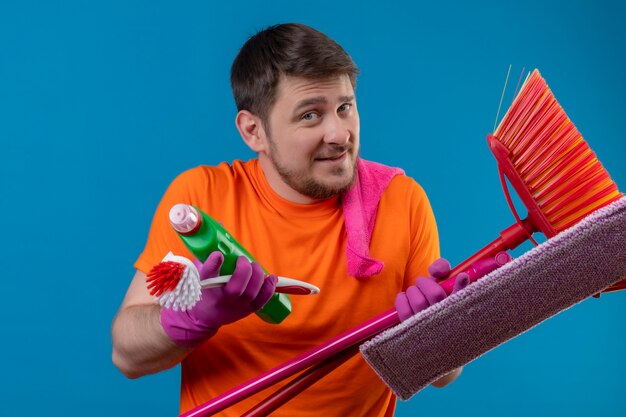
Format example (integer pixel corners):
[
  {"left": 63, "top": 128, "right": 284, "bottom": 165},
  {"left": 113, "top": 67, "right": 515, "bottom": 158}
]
[
  {"left": 160, "top": 252, "right": 278, "bottom": 348},
  {"left": 395, "top": 258, "right": 470, "bottom": 321}
]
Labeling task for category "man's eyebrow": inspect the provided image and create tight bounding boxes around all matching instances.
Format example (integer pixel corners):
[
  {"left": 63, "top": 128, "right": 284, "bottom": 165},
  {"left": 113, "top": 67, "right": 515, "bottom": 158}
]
[{"left": 293, "top": 97, "right": 327, "bottom": 114}]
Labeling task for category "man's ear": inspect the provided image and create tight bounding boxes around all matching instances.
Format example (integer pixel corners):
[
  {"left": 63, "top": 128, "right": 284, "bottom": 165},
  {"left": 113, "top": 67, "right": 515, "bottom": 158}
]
[{"left": 236, "top": 110, "right": 268, "bottom": 153}]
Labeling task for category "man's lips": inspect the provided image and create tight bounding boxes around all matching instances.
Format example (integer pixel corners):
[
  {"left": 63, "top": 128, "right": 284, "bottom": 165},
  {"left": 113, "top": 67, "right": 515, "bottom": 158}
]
[{"left": 315, "top": 152, "right": 347, "bottom": 161}]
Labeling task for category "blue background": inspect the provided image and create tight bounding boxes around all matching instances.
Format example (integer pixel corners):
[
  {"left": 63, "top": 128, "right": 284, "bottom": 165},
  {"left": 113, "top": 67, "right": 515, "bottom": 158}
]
[{"left": 1, "top": 1, "right": 624, "bottom": 416}]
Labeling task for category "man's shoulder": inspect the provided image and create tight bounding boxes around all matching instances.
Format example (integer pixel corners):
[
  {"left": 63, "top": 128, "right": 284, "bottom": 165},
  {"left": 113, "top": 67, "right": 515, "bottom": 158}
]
[
  {"left": 161, "top": 160, "right": 256, "bottom": 203},
  {"left": 386, "top": 173, "right": 426, "bottom": 197},
  {"left": 378, "top": 173, "right": 431, "bottom": 215},
  {"left": 356, "top": 157, "right": 427, "bottom": 201},
  {"left": 174, "top": 159, "right": 255, "bottom": 184}
]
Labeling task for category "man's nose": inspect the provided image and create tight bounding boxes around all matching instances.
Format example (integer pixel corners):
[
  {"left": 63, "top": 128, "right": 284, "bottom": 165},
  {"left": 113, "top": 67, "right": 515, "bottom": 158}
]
[{"left": 322, "top": 115, "right": 350, "bottom": 145}]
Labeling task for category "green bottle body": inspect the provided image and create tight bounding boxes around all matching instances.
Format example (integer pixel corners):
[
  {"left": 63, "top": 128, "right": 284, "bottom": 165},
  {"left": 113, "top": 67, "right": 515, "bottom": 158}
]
[{"left": 175, "top": 206, "right": 291, "bottom": 324}]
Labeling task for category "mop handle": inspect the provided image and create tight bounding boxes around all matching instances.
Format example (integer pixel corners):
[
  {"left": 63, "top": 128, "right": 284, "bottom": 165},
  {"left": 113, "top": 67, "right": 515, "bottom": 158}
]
[
  {"left": 181, "top": 233, "right": 521, "bottom": 417},
  {"left": 179, "top": 310, "right": 400, "bottom": 417}
]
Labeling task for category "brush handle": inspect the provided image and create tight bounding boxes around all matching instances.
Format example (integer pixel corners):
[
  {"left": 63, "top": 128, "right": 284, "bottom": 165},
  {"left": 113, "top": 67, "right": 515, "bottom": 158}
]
[{"left": 200, "top": 275, "right": 320, "bottom": 295}]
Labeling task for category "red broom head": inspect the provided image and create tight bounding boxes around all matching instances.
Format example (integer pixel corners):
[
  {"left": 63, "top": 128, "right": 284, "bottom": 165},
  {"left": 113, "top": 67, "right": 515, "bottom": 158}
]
[
  {"left": 493, "top": 69, "right": 622, "bottom": 234},
  {"left": 146, "top": 261, "right": 186, "bottom": 297}
]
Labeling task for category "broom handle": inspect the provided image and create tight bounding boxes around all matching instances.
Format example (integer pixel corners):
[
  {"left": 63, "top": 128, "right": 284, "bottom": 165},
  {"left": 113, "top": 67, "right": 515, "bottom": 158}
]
[
  {"left": 241, "top": 345, "right": 361, "bottom": 417},
  {"left": 180, "top": 221, "right": 535, "bottom": 417},
  {"left": 441, "top": 217, "right": 535, "bottom": 293}
]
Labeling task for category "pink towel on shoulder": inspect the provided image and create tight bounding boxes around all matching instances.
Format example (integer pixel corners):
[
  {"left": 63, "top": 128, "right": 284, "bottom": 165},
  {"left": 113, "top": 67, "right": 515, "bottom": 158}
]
[{"left": 342, "top": 158, "right": 404, "bottom": 278}]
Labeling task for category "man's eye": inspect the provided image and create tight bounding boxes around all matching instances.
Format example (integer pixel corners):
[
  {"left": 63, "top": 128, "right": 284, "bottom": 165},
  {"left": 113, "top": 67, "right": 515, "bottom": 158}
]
[
  {"left": 302, "top": 112, "right": 319, "bottom": 121},
  {"left": 338, "top": 103, "right": 352, "bottom": 112}
]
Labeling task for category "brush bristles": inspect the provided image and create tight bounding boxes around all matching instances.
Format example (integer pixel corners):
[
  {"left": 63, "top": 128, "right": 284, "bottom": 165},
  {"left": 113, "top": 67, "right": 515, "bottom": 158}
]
[
  {"left": 147, "top": 261, "right": 185, "bottom": 297},
  {"left": 146, "top": 253, "right": 203, "bottom": 311},
  {"left": 494, "top": 69, "right": 622, "bottom": 232}
]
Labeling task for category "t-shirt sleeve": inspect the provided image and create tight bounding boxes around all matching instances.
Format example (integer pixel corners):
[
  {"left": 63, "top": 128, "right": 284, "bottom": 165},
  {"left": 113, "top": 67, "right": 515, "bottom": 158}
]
[
  {"left": 134, "top": 167, "right": 209, "bottom": 274},
  {"left": 404, "top": 179, "right": 441, "bottom": 287}
]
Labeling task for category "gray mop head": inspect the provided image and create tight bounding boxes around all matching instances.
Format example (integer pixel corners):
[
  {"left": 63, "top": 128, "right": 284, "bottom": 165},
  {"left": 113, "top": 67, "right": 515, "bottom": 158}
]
[{"left": 360, "top": 197, "right": 626, "bottom": 400}]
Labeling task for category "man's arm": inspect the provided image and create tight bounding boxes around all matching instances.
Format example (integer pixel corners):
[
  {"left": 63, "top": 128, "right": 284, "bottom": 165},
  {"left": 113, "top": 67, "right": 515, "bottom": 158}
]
[
  {"left": 111, "top": 269, "right": 191, "bottom": 379},
  {"left": 432, "top": 368, "right": 463, "bottom": 388},
  {"left": 112, "top": 254, "right": 278, "bottom": 379}
]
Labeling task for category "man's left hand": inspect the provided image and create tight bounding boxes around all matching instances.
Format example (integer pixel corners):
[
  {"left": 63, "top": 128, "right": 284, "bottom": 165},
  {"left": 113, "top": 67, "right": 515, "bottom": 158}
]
[{"left": 395, "top": 258, "right": 469, "bottom": 321}]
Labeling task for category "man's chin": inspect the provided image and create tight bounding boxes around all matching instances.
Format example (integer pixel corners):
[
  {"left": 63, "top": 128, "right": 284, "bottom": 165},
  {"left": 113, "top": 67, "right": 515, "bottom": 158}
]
[
  {"left": 275, "top": 157, "right": 358, "bottom": 200},
  {"left": 315, "top": 172, "right": 356, "bottom": 196}
]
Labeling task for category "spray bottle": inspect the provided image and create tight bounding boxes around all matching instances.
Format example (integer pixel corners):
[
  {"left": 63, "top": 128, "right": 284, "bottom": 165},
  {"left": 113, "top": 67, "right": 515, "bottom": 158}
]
[{"left": 168, "top": 203, "right": 292, "bottom": 324}]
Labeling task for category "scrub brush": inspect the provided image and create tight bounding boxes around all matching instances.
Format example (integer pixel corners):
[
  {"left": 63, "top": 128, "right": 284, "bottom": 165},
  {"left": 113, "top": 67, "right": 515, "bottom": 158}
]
[{"left": 147, "top": 252, "right": 320, "bottom": 311}]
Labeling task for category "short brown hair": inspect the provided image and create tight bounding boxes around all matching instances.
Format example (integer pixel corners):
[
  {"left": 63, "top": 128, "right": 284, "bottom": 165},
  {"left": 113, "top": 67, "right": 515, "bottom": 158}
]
[{"left": 230, "top": 23, "right": 359, "bottom": 126}]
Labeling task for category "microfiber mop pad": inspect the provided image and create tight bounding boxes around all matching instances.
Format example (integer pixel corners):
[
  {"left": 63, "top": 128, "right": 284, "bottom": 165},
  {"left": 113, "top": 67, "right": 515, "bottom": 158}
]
[{"left": 360, "top": 197, "right": 626, "bottom": 401}]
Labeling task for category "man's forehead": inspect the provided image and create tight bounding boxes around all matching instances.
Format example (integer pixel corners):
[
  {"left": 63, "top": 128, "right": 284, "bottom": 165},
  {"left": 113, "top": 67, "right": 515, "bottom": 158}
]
[{"left": 276, "top": 74, "right": 355, "bottom": 104}]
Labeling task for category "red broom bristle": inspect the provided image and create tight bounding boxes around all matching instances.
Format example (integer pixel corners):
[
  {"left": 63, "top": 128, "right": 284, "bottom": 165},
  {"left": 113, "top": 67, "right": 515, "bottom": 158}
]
[
  {"left": 146, "top": 261, "right": 186, "bottom": 297},
  {"left": 494, "top": 69, "right": 622, "bottom": 233}
]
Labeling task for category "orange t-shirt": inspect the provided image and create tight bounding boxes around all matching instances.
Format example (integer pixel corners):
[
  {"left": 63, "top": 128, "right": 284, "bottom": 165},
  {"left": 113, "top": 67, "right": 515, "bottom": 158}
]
[{"left": 135, "top": 159, "right": 440, "bottom": 417}]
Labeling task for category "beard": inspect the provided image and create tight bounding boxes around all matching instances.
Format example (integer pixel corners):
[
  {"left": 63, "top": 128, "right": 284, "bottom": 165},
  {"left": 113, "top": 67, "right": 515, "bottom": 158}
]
[{"left": 267, "top": 140, "right": 358, "bottom": 200}]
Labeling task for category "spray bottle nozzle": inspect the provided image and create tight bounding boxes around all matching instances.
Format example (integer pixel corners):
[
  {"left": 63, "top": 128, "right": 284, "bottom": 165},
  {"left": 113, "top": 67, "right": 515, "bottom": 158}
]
[{"left": 169, "top": 204, "right": 202, "bottom": 235}]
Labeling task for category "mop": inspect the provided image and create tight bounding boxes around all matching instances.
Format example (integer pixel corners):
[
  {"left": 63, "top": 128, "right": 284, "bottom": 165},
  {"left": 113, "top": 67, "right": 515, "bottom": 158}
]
[{"left": 361, "top": 196, "right": 626, "bottom": 399}]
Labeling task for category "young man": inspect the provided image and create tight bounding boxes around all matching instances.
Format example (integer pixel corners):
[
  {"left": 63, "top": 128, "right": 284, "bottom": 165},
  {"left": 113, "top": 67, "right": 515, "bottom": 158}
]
[{"left": 112, "top": 23, "right": 464, "bottom": 416}]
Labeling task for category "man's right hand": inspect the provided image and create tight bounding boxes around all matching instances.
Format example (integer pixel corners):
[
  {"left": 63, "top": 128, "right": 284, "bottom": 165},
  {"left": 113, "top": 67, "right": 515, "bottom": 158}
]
[{"left": 160, "top": 252, "right": 278, "bottom": 348}]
